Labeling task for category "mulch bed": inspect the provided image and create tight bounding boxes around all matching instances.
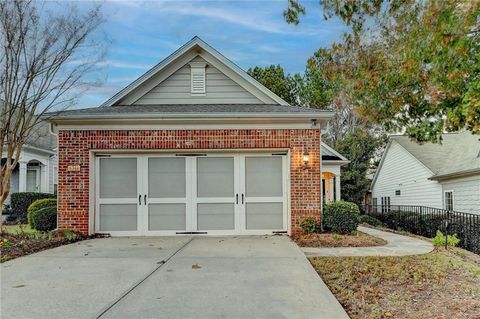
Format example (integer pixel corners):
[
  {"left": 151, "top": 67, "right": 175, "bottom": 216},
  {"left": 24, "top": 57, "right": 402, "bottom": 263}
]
[
  {"left": 310, "top": 247, "right": 480, "bottom": 319},
  {"left": 0, "top": 231, "right": 83, "bottom": 263},
  {"left": 293, "top": 231, "right": 387, "bottom": 248}
]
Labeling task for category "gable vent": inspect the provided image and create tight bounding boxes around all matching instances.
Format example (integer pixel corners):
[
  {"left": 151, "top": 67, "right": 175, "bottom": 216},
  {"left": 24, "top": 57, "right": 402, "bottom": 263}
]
[{"left": 189, "top": 61, "right": 207, "bottom": 95}]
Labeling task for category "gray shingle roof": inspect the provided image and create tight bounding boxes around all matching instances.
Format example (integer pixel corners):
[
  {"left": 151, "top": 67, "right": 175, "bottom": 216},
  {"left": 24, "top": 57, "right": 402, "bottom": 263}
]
[
  {"left": 391, "top": 132, "right": 480, "bottom": 178},
  {"left": 48, "top": 104, "right": 332, "bottom": 120}
]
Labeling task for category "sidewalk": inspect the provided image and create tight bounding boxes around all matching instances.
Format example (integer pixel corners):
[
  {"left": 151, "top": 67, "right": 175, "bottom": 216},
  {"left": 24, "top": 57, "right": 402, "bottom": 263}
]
[{"left": 302, "top": 226, "right": 434, "bottom": 257}]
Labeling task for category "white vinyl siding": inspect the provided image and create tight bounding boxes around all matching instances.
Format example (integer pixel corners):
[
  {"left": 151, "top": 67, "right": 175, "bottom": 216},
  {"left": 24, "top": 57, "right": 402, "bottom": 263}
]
[
  {"left": 441, "top": 175, "right": 480, "bottom": 215},
  {"left": 372, "top": 141, "right": 443, "bottom": 208},
  {"left": 136, "top": 56, "right": 262, "bottom": 104},
  {"left": 49, "top": 154, "right": 57, "bottom": 194}
]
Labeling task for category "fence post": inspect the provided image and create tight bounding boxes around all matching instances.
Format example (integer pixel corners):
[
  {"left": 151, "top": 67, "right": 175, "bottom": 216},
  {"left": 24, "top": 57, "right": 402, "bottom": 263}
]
[{"left": 445, "top": 210, "right": 450, "bottom": 250}]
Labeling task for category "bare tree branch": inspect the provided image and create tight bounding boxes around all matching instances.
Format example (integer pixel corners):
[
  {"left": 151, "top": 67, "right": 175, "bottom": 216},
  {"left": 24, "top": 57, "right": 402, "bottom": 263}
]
[{"left": 0, "top": 0, "right": 107, "bottom": 225}]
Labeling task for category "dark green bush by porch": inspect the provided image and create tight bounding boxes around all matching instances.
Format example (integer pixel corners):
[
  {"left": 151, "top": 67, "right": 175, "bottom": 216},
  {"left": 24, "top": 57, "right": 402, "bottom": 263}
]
[
  {"left": 9, "top": 192, "right": 55, "bottom": 223},
  {"left": 323, "top": 201, "right": 360, "bottom": 234},
  {"left": 30, "top": 206, "right": 57, "bottom": 232},
  {"left": 28, "top": 198, "right": 57, "bottom": 225},
  {"left": 300, "top": 217, "right": 317, "bottom": 233},
  {"left": 359, "top": 214, "right": 383, "bottom": 227}
]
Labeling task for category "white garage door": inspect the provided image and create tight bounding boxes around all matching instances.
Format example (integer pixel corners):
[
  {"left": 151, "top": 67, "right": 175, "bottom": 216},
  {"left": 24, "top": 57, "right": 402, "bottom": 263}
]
[{"left": 95, "top": 153, "right": 288, "bottom": 236}]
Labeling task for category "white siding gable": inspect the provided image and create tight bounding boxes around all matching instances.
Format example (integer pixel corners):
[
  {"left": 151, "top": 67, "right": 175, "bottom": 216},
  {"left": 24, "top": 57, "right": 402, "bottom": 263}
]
[
  {"left": 372, "top": 141, "right": 443, "bottom": 208},
  {"left": 135, "top": 56, "right": 262, "bottom": 105},
  {"left": 441, "top": 175, "right": 480, "bottom": 214}
]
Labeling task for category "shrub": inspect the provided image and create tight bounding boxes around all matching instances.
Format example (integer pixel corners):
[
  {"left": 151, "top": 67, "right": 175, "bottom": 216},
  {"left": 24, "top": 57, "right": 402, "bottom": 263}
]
[
  {"left": 323, "top": 201, "right": 360, "bottom": 234},
  {"left": 300, "top": 217, "right": 317, "bottom": 233},
  {"left": 28, "top": 198, "right": 57, "bottom": 226},
  {"left": 432, "top": 231, "right": 460, "bottom": 248},
  {"left": 359, "top": 215, "right": 383, "bottom": 227},
  {"left": 29, "top": 206, "right": 57, "bottom": 232},
  {"left": 10, "top": 192, "right": 55, "bottom": 223}
]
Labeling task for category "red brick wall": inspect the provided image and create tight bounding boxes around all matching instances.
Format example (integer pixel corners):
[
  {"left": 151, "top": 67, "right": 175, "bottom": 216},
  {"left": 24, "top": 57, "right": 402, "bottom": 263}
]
[{"left": 57, "top": 129, "right": 321, "bottom": 236}]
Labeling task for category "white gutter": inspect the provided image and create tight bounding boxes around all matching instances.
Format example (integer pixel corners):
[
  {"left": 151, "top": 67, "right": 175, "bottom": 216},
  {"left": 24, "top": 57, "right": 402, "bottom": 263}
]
[{"left": 49, "top": 112, "right": 335, "bottom": 121}]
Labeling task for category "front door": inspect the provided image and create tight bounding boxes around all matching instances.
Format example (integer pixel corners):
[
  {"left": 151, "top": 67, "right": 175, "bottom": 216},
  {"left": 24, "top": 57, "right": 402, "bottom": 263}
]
[{"left": 95, "top": 153, "right": 288, "bottom": 235}]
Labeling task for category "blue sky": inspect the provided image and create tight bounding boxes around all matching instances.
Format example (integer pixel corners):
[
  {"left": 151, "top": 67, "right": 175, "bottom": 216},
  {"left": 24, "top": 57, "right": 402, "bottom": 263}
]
[{"left": 73, "top": 0, "right": 347, "bottom": 108}]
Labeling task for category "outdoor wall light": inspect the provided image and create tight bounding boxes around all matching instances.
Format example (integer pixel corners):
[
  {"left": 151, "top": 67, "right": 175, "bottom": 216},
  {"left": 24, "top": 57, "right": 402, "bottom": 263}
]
[{"left": 303, "top": 151, "right": 310, "bottom": 169}]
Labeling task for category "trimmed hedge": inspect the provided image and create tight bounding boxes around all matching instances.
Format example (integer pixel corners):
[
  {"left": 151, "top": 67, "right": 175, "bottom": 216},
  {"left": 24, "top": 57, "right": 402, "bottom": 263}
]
[
  {"left": 30, "top": 206, "right": 57, "bottom": 232},
  {"left": 10, "top": 192, "right": 55, "bottom": 223},
  {"left": 323, "top": 201, "right": 360, "bottom": 234},
  {"left": 28, "top": 198, "right": 57, "bottom": 225},
  {"left": 359, "top": 214, "right": 383, "bottom": 227}
]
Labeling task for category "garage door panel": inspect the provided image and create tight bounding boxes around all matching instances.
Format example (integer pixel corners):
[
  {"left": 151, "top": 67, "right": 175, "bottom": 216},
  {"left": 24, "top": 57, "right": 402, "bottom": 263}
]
[
  {"left": 246, "top": 203, "right": 283, "bottom": 230},
  {"left": 99, "top": 204, "right": 137, "bottom": 231},
  {"left": 245, "top": 157, "right": 282, "bottom": 197},
  {"left": 148, "top": 204, "right": 186, "bottom": 231},
  {"left": 148, "top": 158, "right": 185, "bottom": 198},
  {"left": 99, "top": 158, "right": 137, "bottom": 198},
  {"left": 197, "top": 157, "right": 234, "bottom": 198},
  {"left": 197, "top": 203, "right": 234, "bottom": 230}
]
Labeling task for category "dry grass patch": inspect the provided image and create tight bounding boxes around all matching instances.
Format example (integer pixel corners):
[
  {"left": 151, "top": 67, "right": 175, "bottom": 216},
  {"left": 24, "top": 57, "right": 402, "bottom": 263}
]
[
  {"left": 310, "top": 248, "right": 480, "bottom": 319},
  {"left": 293, "top": 231, "right": 387, "bottom": 248}
]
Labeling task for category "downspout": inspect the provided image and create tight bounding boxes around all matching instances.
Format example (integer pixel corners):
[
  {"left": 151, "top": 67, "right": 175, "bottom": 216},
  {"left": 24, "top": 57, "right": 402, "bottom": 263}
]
[{"left": 312, "top": 119, "right": 324, "bottom": 231}]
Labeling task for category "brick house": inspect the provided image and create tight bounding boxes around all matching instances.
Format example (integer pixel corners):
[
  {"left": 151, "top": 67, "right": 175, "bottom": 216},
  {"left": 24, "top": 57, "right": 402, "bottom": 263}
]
[{"left": 49, "top": 37, "right": 346, "bottom": 237}]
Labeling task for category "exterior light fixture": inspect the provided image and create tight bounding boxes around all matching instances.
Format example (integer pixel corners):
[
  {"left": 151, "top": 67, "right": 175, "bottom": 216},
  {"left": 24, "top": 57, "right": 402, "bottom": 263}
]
[{"left": 303, "top": 151, "right": 310, "bottom": 169}]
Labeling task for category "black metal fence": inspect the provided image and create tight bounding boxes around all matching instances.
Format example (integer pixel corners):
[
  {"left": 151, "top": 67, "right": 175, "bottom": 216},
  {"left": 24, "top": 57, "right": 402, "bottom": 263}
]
[{"left": 361, "top": 205, "right": 480, "bottom": 254}]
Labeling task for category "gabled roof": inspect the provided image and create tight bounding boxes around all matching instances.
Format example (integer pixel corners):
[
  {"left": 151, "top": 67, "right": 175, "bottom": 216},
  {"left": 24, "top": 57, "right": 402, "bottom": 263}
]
[
  {"left": 102, "top": 36, "right": 289, "bottom": 107},
  {"left": 321, "top": 142, "right": 349, "bottom": 164},
  {"left": 391, "top": 133, "right": 480, "bottom": 179},
  {"left": 371, "top": 132, "right": 480, "bottom": 186}
]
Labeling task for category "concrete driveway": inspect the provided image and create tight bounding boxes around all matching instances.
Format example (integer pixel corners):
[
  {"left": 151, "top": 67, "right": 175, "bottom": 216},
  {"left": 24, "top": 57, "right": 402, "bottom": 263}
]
[{"left": 1, "top": 236, "right": 348, "bottom": 319}]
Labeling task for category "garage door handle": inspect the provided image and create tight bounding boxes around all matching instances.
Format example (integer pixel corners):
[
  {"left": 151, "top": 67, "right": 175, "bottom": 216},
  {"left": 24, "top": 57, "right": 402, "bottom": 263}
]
[
  {"left": 236, "top": 194, "right": 238, "bottom": 204},
  {"left": 138, "top": 194, "right": 142, "bottom": 205},
  {"left": 144, "top": 194, "right": 147, "bottom": 205}
]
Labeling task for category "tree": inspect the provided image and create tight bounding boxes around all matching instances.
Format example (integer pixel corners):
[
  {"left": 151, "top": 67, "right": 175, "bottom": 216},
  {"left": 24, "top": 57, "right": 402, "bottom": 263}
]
[
  {"left": 285, "top": 0, "right": 480, "bottom": 142},
  {"left": 334, "top": 128, "right": 387, "bottom": 205},
  {"left": 247, "top": 65, "right": 298, "bottom": 105},
  {"left": 0, "top": 0, "right": 106, "bottom": 226}
]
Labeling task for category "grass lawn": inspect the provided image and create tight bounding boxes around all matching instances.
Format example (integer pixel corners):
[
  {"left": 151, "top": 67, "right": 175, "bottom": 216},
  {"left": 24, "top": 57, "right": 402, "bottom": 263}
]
[
  {"left": 293, "top": 231, "right": 387, "bottom": 248},
  {"left": 2, "top": 224, "right": 38, "bottom": 235},
  {"left": 310, "top": 248, "right": 480, "bottom": 319}
]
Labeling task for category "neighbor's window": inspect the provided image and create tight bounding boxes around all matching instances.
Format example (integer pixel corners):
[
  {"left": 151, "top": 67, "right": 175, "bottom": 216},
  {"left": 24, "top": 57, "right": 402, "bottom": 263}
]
[
  {"left": 395, "top": 190, "right": 401, "bottom": 196},
  {"left": 445, "top": 191, "right": 454, "bottom": 211}
]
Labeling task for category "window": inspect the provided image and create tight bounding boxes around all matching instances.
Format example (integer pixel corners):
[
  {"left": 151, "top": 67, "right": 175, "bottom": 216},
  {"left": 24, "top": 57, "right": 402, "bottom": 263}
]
[
  {"left": 395, "top": 190, "right": 401, "bottom": 196},
  {"left": 381, "top": 196, "right": 391, "bottom": 212},
  {"left": 373, "top": 198, "right": 377, "bottom": 206},
  {"left": 189, "top": 61, "right": 207, "bottom": 95},
  {"left": 444, "top": 191, "right": 454, "bottom": 211}
]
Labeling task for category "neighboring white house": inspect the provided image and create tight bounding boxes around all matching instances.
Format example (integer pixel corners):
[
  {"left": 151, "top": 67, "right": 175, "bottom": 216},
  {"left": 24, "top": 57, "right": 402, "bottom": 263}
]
[
  {"left": 371, "top": 131, "right": 480, "bottom": 214},
  {"left": 2, "top": 120, "right": 57, "bottom": 205}
]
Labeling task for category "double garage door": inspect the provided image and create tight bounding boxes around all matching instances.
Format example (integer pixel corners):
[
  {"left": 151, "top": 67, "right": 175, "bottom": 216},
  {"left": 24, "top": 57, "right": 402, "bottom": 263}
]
[{"left": 95, "top": 153, "right": 288, "bottom": 235}]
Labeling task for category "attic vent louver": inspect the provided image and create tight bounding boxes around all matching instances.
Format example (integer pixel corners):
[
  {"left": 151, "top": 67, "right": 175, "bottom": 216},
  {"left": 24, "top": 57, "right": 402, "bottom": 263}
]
[{"left": 189, "top": 61, "right": 207, "bottom": 95}]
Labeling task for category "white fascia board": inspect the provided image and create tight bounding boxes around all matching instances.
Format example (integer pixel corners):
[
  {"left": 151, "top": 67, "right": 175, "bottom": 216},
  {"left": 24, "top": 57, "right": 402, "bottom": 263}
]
[{"left": 50, "top": 111, "right": 334, "bottom": 121}]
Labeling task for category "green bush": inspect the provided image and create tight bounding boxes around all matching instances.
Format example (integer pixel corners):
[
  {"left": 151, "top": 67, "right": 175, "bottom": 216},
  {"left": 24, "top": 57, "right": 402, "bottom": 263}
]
[
  {"left": 10, "top": 192, "right": 55, "bottom": 223},
  {"left": 27, "top": 198, "right": 57, "bottom": 226},
  {"left": 432, "top": 231, "right": 460, "bottom": 247},
  {"left": 359, "top": 215, "right": 383, "bottom": 227},
  {"left": 300, "top": 217, "right": 317, "bottom": 233},
  {"left": 30, "top": 206, "right": 57, "bottom": 232},
  {"left": 323, "top": 201, "right": 360, "bottom": 234}
]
